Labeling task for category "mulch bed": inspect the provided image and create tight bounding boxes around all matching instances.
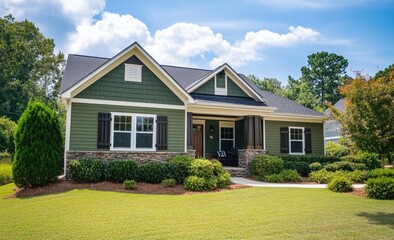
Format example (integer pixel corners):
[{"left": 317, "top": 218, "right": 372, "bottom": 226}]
[
  {"left": 5, "top": 179, "right": 250, "bottom": 199},
  {"left": 346, "top": 188, "right": 366, "bottom": 197}
]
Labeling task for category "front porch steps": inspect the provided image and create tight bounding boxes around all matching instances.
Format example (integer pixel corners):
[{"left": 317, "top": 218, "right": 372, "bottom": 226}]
[{"left": 224, "top": 167, "right": 249, "bottom": 177}]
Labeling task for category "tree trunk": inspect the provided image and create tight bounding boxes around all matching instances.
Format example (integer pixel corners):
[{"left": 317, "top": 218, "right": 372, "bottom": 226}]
[{"left": 380, "top": 155, "right": 385, "bottom": 169}]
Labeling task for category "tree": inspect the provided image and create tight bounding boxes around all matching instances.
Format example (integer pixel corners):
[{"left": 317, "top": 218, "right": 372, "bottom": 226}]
[
  {"left": 0, "top": 15, "right": 64, "bottom": 121},
  {"left": 300, "top": 51, "right": 349, "bottom": 107},
  {"left": 328, "top": 68, "right": 394, "bottom": 168},
  {"left": 12, "top": 101, "right": 63, "bottom": 187},
  {"left": 0, "top": 116, "right": 17, "bottom": 153},
  {"left": 248, "top": 75, "right": 284, "bottom": 96}
]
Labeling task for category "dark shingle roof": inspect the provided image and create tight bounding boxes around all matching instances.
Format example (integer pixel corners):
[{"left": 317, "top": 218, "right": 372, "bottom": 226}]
[
  {"left": 60, "top": 54, "right": 323, "bottom": 117},
  {"left": 191, "top": 93, "right": 268, "bottom": 107}
]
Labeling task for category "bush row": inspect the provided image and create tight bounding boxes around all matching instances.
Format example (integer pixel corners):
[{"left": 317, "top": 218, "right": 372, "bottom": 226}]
[
  {"left": 365, "top": 177, "right": 394, "bottom": 200},
  {"left": 69, "top": 155, "right": 195, "bottom": 183},
  {"left": 309, "top": 169, "right": 369, "bottom": 184},
  {"left": 250, "top": 155, "right": 302, "bottom": 182}
]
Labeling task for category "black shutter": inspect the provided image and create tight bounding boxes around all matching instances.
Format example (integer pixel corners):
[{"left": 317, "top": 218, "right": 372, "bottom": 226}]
[
  {"left": 280, "top": 127, "right": 289, "bottom": 153},
  {"left": 97, "top": 113, "right": 111, "bottom": 149},
  {"left": 156, "top": 116, "right": 168, "bottom": 150},
  {"left": 305, "top": 128, "right": 312, "bottom": 153}
]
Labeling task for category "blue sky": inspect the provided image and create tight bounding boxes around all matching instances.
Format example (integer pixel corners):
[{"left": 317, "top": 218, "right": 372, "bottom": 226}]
[{"left": 1, "top": 0, "right": 393, "bottom": 84}]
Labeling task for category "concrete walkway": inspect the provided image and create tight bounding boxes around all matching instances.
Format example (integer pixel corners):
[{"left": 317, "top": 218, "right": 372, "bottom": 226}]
[{"left": 231, "top": 177, "right": 365, "bottom": 189}]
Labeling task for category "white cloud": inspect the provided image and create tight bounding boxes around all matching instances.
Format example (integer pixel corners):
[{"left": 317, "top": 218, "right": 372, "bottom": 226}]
[
  {"left": 66, "top": 12, "right": 152, "bottom": 56},
  {"left": 0, "top": 0, "right": 321, "bottom": 68}
]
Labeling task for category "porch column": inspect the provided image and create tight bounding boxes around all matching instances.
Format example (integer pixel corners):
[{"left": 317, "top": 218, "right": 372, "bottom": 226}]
[
  {"left": 244, "top": 115, "right": 263, "bottom": 149},
  {"left": 187, "top": 112, "right": 193, "bottom": 150}
]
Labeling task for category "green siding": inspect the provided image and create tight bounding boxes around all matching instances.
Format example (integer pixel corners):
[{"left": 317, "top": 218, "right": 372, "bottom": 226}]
[
  {"left": 193, "top": 76, "right": 249, "bottom": 97},
  {"left": 216, "top": 74, "right": 225, "bottom": 88},
  {"left": 227, "top": 77, "right": 248, "bottom": 97},
  {"left": 205, "top": 120, "right": 219, "bottom": 155},
  {"left": 70, "top": 103, "right": 185, "bottom": 152},
  {"left": 194, "top": 77, "right": 215, "bottom": 95},
  {"left": 76, "top": 57, "right": 183, "bottom": 105},
  {"left": 265, "top": 120, "right": 324, "bottom": 155}
]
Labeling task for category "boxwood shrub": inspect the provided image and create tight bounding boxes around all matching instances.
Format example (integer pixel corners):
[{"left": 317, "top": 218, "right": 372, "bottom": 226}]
[
  {"left": 365, "top": 177, "right": 394, "bottom": 199},
  {"left": 369, "top": 168, "right": 394, "bottom": 179},
  {"left": 324, "top": 161, "right": 366, "bottom": 172},
  {"left": 251, "top": 155, "right": 283, "bottom": 179},
  {"left": 309, "top": 162, "right": 322, "bottom": 172},
  {"left": 264, "top": 170, "right": 301, "bottom": 183},
  {"left": 309, "top": 169, "right": 369, "bottom": 184},
  {"left": 328, "top": 176, "right": 352, "bottom": 192},
  {"left": 105, "top": 160, "right": 137, "bottom": 182},
  {"left": 68, "top": 157, "right": 105, "bottom": 183},
  {"left": 284, "top": 161, "right": 310, "bottom": 177},
  {"left": 137, "top": 162, "right": 166, "bottom": 183}
]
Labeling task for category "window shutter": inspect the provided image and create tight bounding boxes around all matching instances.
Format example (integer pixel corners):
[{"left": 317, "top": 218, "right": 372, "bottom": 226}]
[
  {"left": 97, "top": 113, "right": 111, "bottom": 149},
  {"left": 280, "top": 127, "right": 289, "bottom": 153},
  {"left": 305, "top": 128, "right": 312, "bottom": 153},
  {"left": 156, "top": 116, "right": 168, "bottom": 150}
]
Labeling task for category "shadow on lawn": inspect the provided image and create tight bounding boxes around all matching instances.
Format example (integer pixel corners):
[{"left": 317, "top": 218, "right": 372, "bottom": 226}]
[{"left": 357, "top": 212, "right": 394, "bottom": 229}]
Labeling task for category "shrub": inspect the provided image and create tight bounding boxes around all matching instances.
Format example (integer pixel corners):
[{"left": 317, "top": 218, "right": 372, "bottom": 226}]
[
  {"left": 216, "top": 171, "right": 231, "bottom": 188},
  {"left": 137, "top": 162, "right": 166, "bottom": 183},
  {"left": 0, "top": 117, "right": 17, "bottom": 154},
  {"left": 284, "top": 161, "right": 310, "bottom": 177},
  {"left": 365, "top": 177, "right": 394, "bottom": 199},
  {"left": 328, "top": 176, "right": 352, "bottom": 192},
  {"left": 105, "top": 160, "right": 137, "bottom": 182},
  {"left": 168, "top": 155, "right": 194, "bottom": 169},
  {"left": 251, "top": 155, "right": 283, "bottom": 178},
  {"left": 264, "top": 174, "right": 284, "bottom": 183},
  {"left": 309, "top": 169, "right": 336, "bottom": 184},
  {"left": 279, "top": 155, "right": 340, "bottom": 164},
  {"left": 310, "top": 162, "right": 322, "bottom": 171},
  {"left": 280, "top": 170, "right": 302, "bottom": 182},
  {"left": 13, "top": 102, "right": 63, "bottom": 187},
  {"left": 210, "top": 159, "right": 223, "bottom": 175},
  {"left": 0, "top": 164, "right": 12, "bottom": 185},
  {"left": 184, "top": 176, "right": 207, "bottom": 191},
  {"left": 357, "top": 152, "right": 380, "bottom": 170},
  {"left": 190, "top": 159, "right": 215, "bottom": 178},
  {"left": 161, "top": 178, "right": 177, "bottom": 187},
  {"left": 349, "top": 170, "right": 369, "bottom": 183},
  {"left": 326, "top": 141, "right": 349, "bottom": 158},
  {"left": 324, "top": 161, "right": 366, "bottom": 172},
  {"left": 68, "top": 158, "right": 105, "bottom": 183},
  {"left": 369, "top": 168, "right": 394, "bottom": 179},
  {"left": 123, "top": 179, "right": 137, "bottom": 190},
  {"left": 310, "top": 169, "right": 369, "bottom": 184}
]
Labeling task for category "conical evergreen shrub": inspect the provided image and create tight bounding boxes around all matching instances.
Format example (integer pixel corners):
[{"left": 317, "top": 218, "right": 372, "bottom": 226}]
[{"left": 13, "top": 101, "right": 63, "bottom": 187}]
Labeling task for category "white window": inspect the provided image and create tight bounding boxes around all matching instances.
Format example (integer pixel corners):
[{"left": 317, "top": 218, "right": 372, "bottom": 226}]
[
  {"left": 289, "top": 127, "right": 304, "bottom": 155},
  {"left": 111, "top": 113, "right": 156, "bottom": 151},
  {"left": 215, "top": 72, "right": 227, "bottom": 95},
  {"left": 124, "top": 64, "right": 142, "bottom": 82},
  {"left": 219, "top": 121, "right": 235, "bottom": 151}
]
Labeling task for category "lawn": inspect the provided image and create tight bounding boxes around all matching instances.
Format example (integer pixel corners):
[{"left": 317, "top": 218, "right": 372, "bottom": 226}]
[{"left": 0, "top": 183, "right": 393, "bottom": 240}]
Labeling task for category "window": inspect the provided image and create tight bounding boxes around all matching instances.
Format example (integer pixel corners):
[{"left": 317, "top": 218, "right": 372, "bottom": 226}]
[
  {"left": 220, "top": 126, "right": 234, "bottom": 151},
  {"left": 215, "top": 72, "right": 227, "bottom": 95},
  {"left": 124, "top": 64, "right": 142, "bottom": 82},
  {"left": 111, "top": 113, "right": 156, "bottom": 151},
  {"left": 289, "top": 127, "right": 304, "bottom": 154}
]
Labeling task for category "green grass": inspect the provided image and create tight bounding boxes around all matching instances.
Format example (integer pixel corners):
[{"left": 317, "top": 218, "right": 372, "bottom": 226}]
[
  {"left": 0, "top": 184, "right": 393, "bottom": 239},
  {"left": 0, "top": 163, "right": 12, "bottom": 185}
]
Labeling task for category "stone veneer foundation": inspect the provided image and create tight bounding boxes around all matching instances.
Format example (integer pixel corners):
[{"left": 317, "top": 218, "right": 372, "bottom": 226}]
[{"left": 238, "top": 149, "right": 267, "bottom": 171}]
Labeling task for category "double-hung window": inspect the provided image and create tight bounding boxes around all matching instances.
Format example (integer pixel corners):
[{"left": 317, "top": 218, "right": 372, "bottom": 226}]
[
  {"left": 289, "top": 127, "right": 304, "bottom": 154},
  {"left": 111, "top": 113, "right": 156, "bottom": 151}
]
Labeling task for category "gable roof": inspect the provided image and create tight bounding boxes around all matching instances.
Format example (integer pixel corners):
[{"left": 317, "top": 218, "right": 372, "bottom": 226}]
[{"left": 60, "top": 46, "right": 323, "bottom": 118}]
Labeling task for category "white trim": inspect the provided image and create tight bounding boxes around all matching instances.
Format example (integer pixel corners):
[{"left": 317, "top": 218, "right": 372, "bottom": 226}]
[
  {"left": 184, "top": 111, "right": 187, "bottom": 152},
  {"left": 192, "top": 119, "right": 205, "bottom": 158},
  {"left": 219, "top": 121, "right": 235, "bottom": 151},
  {"left": 324, "top": 136, "right": 340, "bottom": 140},
  {"left": 61, "top": 43, "right": 194, "bottom": 103},
  {"left": 214, "top": 74, "right": 227, "bottom": 96},
  {"left": 110, "top": 112, "right": 157, "bottom": 151},
  {"left": 264, "top": 113, "right": 326, "bottom": 123},
  {"left": 263, "top": 117, "right": 266, "bottom": 150},
  {"left": 64, "top": 100, "right": 72, "bottom": 176},
  {"left": 193, "top": 116, "right": 241, "bottom": 121},
  {"left": 289, "top": 126, "right": 305, "bottom": 155},
  {"left": 186, "top": 64, "right": 265, "bottom": 102},
  {"left": 124, "top": 63, "right": 142, "bottom": 82},
  {"left": 71, "top": 98, "right": 185, "bottom": 110}
]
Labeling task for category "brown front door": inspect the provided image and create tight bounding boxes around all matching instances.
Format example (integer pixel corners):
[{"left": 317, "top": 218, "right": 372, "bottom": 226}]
[{"left": 192, "top": 124, "right": 203, "bottom": 158}]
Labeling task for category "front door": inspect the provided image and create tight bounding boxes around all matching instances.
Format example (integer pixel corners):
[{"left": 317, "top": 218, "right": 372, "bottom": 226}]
[{"left": 192, "top": 124, "right": 203, "bottom": 158}]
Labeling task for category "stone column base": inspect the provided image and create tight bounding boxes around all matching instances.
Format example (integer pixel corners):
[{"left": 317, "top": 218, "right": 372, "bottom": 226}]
[{"left": 238, "top": 149, "right": 267, "bottom": 172}]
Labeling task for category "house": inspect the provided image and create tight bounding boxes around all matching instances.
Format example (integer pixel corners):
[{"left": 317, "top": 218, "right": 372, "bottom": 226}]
[
  {"left": 60, "top": 42, "right": 326, "bottom": 175},
  {"left": 324, "top": 99, "right": 345, "bottom": 145}
]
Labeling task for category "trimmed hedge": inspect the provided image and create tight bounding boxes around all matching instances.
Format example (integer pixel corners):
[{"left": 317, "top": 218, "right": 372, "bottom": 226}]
[
  {"left": 365, "top": 177, "right": 394, "bottom": 199},
  {"left": 69, "top": 157, "right": 105, "bottom": 183},
  {"left": 264, "top": 170, "right": 301, "bottom": 183},
  {"left": 105, "top": 160, "right": 137, "bottom": 182},
  {"left": 279, "top": 155, "right": 339, "bottom": 177},
  {"left": 309, "top": 169, "right": 369, "bottom": 184},
  {"left": 341, "top": 152, "right": 380, "bottom": 170},
  {"left": 324, "top": 161, "right": 366, "bottom": 172},
  {"left": 284, "top": 161, "right": 310, "bottom": 177},
  {"left": 369, "top": 168, "right": 394, "bottom": 179},
  {"left": 251, "top": 155, "right": 283, "bottom": 179},
  {"left": 328, "top": 176, "right": 352, "bottom": 192},
  {"left": 137, "top": 162, "right": 166, "bottom": 183}
]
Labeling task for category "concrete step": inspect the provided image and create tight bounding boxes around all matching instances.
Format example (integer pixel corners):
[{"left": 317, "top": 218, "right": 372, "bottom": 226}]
[{"left": 224, "top": 167, "right": 249, "bottom": 177}]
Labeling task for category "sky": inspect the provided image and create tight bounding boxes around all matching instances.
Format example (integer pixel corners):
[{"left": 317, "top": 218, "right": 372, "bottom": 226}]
[{"left": 1, "top": 0, "right": 393, "bottom": 84}]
